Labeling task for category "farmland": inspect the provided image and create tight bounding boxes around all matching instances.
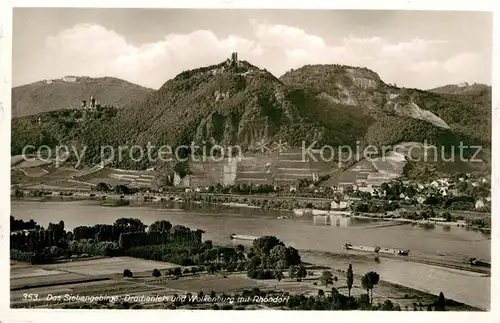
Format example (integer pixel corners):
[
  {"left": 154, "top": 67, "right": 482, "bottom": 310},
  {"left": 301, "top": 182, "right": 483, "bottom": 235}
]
[{"left": 10, "top": 257, "right": 479, "bottom": 310}]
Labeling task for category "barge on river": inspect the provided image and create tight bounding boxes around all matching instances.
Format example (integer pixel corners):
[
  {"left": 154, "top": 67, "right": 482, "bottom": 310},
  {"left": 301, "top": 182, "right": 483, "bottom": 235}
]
[
  {"left": 468, "top": 257, "right": 491, "bottom": 268},
  {"left": 343, "top": 243, "right": 410, "bottom": 256},
  {"left": 229, "top": 234, "right": 259, "bottom": 241}
]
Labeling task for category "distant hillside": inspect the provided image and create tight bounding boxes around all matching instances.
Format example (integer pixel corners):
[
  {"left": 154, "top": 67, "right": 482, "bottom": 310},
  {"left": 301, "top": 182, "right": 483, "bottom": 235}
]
[
  {"left": 280, "top": 65, "right": 491, "bottom": 148},
  {"left": 12, "top": 76, "right": 153, "bottom": 117},
  {"left": 430, "top": 82, "right": 491, "bottom": 95}
]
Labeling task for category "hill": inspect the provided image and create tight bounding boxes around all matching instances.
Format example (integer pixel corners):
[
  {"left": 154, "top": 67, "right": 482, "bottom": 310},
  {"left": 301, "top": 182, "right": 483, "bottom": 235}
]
[
  {"left": 430, "top": 82, "right": 491, "bottom": 95},
  {"left": 11, "top": 56, "right": 491, "bottom": 172},
  {"left": 280, "top": 65, "right": 491, "bottom": 148},
  {"left": 12, "top": 76, "right": 153, "bottom": 117}
]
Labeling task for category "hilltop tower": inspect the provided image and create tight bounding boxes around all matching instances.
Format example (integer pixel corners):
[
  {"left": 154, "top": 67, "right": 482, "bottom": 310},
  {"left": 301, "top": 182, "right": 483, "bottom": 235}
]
[{"left": 81, "top": 100, "right": 87, "bottom": 108}]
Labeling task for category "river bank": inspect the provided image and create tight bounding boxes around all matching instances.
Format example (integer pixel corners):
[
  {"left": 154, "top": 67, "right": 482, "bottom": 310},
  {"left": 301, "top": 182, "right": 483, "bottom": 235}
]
[
  {"left": 10, "top": 200, "right": 491, "bottom": 309},
  {"left": 12, "top": 188, "right": 491, "bottom": 232}
]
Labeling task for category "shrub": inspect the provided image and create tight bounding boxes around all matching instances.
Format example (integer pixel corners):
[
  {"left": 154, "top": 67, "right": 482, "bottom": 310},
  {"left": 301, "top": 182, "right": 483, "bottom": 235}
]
[
  {"left": 152, "top": 269, "right": 161, "bottom": 277},
  {"left": 123, "top": 269, "right": 133, "bottom": 277}
]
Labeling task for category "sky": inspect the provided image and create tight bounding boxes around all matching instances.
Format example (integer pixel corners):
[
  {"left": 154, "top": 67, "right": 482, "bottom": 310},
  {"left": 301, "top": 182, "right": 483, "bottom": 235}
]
[{"left": 12, "top": 8, "right": 493, "bottom": 89}]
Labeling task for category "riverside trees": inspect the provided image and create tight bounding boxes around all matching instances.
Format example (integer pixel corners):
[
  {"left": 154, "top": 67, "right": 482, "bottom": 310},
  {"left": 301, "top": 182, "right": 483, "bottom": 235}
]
[
  {"left": 361, "top": 271, "right": 380, "bottom": 304},
  {"left": 346, "top": 264, "right": 354, "bottom": 297}
]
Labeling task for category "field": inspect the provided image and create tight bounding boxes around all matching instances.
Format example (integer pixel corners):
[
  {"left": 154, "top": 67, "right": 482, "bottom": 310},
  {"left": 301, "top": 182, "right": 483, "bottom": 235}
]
[
  {"left": 10, "top": 256, "right": 480, "bottom": 310},
  {"left": 41, "top": 257, "right": 179, "bottom": 276}
]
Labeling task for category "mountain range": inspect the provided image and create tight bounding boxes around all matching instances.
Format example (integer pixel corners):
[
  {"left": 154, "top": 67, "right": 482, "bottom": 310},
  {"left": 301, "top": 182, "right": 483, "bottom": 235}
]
[{"left": 11, "top": 54, "right": 491, "bottom": 170}]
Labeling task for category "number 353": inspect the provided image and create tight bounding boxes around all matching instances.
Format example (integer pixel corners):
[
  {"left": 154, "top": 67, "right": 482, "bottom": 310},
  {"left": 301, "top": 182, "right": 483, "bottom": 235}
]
[{"left": 22, "top": 293, "right": 39, "bottom": 301}]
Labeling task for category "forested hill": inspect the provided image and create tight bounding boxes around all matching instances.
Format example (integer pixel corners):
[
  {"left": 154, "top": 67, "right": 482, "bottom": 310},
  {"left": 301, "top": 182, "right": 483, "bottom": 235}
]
[
  {"left": 12, "top": 76, "right": 153, "bottom": 117},
  {"left": 11, "top": 57, "right": 491, "bottom": 169}
]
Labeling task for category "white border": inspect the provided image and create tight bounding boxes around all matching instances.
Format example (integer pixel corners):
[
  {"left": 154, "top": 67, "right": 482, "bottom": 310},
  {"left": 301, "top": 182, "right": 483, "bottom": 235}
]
[{"left": 0, "top": 0, "right": 498, "bottom": 322}]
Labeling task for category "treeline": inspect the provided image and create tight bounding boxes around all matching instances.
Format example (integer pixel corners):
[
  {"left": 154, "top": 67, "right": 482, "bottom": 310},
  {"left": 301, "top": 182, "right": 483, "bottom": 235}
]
[
  {"left": 9, "top": 216, "right": 204, "bottom": 264},
  {"left": 352, "top": 201, "right": 400, "bottom": 214},
  {"left": 10, "top": 216, "right": 40, "bottom": 231}
]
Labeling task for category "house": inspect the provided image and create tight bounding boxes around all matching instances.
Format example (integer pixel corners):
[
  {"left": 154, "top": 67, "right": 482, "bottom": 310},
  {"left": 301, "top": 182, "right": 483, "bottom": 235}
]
[
  {"left": 331, "top": 200, "right": 349, "bottom": 210},
  {"left": 399, "top": 193, "right": 406, "bottom": 199},
  {"left": 439, "top": 187, "right": 448, "bottom": 196},
  {"left": 358, "top": 185, "right": 374, "bottom": 194},
  {"left": 289, "top": 186, "right": 297, "bottom": 193},
  {"left": 475, "top": 199, "right": 485, "bottom": 209},
  {"left": 416, "top": 196, "right": 426, "bottom": 204},
  {"left": 430, "top": 181, "right": 439, "bottom": 189},
  {"left": 62, "top": 75, "right": 77, "bottom": 82},
  {"left": 312, "top": 173, "right": 320, "bottom": 183},
  {"left": 173, "top": 172, "right": 191, "bottom": 187}
]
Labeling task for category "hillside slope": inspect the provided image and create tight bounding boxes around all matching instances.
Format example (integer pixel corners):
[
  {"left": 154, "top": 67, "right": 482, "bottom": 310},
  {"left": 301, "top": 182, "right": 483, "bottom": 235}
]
[
  {"left": 430, "top": 83, "right": 491, "bottom": 95},
  {"left": 12, "top": 76, "right": 153, "bottom": 117},
  {"left": 280, "top": 65, "right": 491, "bottom": 148},
  {"left": 11, "top": 57, "right": 491, "bottom": 171}
]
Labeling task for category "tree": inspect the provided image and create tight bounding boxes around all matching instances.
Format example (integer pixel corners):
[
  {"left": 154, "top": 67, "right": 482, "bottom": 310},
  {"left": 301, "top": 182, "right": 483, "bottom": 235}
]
[
  {"left": 270, "top": 245, "right": 288, "bottom": 263},
  {"left": 347, "top": 264, "right": 354, "bottom": 297},
  {"left": 285, "top": 246, "right": 302, "bottom": 266},
  {"left": 203, "top": 240, "right": 213, "bottom": 249},
  {"left": 148, "top": 220, "right": 172, "bottom": 232},
  {"left": 152, "top": 269, "right": 161, "bottom": 277},
  {"left": 297, "top": 265, "right": 307, "bottom": 279},
  {"left": 361, "top": 271, "right": 380, "bottom": 304},
  {"left": 274, "top": 270, "right": 284, "bottom": 282},
  {"left": 114, "top": 218, "right": 146, "bottom": 232},
  {"left": 207, "top": 264, "right": 217, "bottom": 275},
  {"left": 114, "top": 184, "right": 131, "bottom": 195},
  {"left": 253, "top": 236, "right": 284, "bottom": 256},
  {"left": 381, "top": 299, "right": 394, "bottom": 310},
  {"left": 320, "top": 270, "right": 333, "bottom": 287},
  {"left": 435, "top": 292, "right": 446, "bottom": 311},
  {"left": 288, "top": 265, "right": 298, "bottom": 279},
  {"left": 123, "top": 269, "right": 133, "bottom": 277},
  {"left": 95, "top": 182, "right": 111, "bottom": 192}
]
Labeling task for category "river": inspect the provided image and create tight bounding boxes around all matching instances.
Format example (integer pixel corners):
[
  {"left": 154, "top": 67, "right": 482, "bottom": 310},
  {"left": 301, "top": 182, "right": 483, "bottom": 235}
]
[{"left": 10, "top": 200, "right": 490, "bottom": 309}]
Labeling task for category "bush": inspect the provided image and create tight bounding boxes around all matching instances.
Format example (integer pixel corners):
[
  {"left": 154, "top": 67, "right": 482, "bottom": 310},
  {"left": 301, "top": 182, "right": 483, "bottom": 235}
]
[
  {"left": 123, "top": 269, "right": 133, "bottom": 277},
  {"left": 152, "top": 269, "right": 161, "bottom": 277}
]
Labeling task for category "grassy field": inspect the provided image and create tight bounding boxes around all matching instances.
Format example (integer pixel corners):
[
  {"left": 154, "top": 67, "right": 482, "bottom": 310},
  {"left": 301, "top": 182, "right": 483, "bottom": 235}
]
[
  {"left": 41, "top": 257, "right": 180, "bottom": 276},
  {"left": 10, "top": 257, "right": 481, "bottom": 310}
]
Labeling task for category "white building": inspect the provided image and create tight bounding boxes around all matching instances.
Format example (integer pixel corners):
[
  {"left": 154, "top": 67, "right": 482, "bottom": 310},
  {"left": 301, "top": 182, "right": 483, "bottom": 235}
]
[
  {"left": 475, "top": 199, "right": 485, "bottom": 209},
  {"left": 62, "top": 76, "right": 77, "bottom": 82},
  {"left": 331, "top": 200, "right": 349, "bottom": 210}
]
